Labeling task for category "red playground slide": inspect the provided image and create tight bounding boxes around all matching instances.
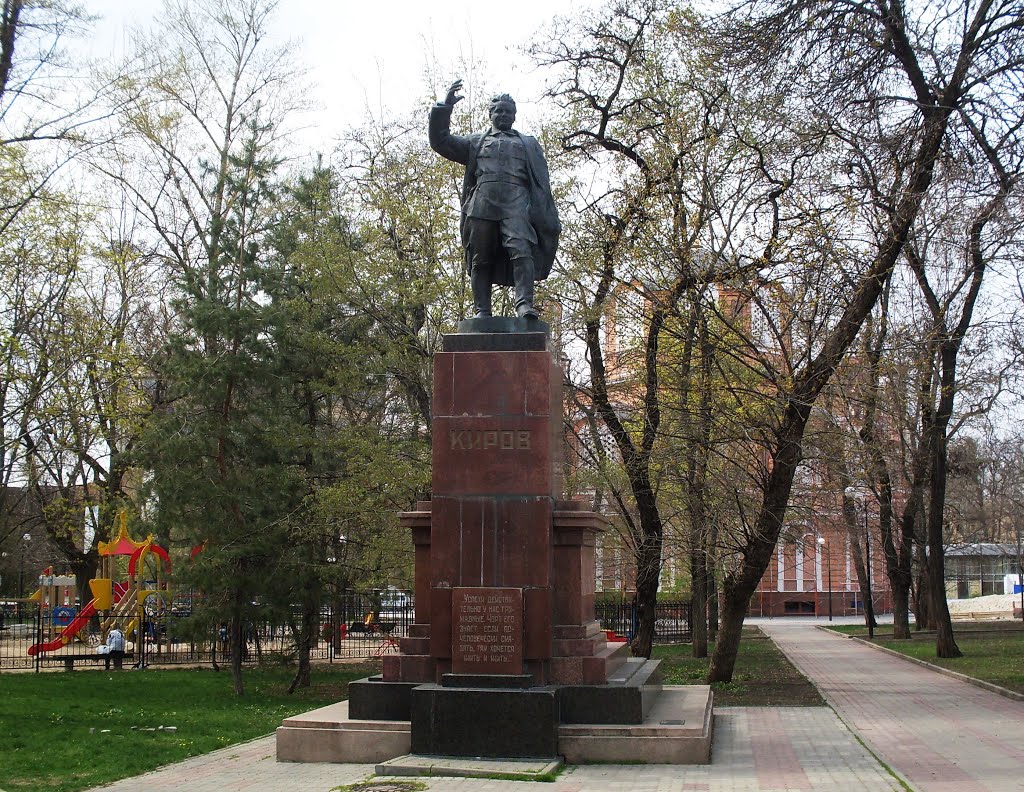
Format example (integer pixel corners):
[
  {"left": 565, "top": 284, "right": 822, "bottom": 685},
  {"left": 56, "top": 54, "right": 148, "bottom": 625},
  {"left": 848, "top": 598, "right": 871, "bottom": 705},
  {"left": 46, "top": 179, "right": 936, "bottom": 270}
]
[
  {"left": 27, "top": 600, "right": 98, "bottom": 656},
  {"left": 27, "top": 581, "right": 131, "bottom": 656}
]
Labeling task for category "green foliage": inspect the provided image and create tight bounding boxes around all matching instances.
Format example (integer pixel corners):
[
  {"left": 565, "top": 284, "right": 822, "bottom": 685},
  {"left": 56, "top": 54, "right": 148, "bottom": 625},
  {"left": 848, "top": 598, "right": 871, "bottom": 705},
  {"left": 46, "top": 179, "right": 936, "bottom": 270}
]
[{"left": 135, "top": 117, "right": 302, "bottom": 691}]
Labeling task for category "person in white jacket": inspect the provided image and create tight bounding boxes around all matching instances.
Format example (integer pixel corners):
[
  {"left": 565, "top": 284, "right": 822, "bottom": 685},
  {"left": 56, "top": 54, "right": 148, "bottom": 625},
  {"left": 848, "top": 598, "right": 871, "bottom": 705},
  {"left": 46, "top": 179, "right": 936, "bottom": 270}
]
[{"left": 105, "top": 626, "right": 125, "bottom": 670}]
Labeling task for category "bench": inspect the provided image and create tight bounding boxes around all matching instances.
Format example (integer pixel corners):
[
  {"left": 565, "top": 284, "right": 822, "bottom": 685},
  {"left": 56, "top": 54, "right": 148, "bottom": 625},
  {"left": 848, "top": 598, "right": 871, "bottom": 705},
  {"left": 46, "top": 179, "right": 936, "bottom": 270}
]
[
  {"left": 41, "top": 652, "right": 135, "bottom": 671},
  {"left": 949, "top": 611, "right": 1008, "bottom": 621}
]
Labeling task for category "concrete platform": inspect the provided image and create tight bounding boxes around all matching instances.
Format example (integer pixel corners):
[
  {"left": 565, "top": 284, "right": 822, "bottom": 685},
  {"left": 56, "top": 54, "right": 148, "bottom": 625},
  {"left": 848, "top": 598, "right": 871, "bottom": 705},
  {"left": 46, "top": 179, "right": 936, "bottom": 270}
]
[
  {"left": 559, "top": 685, "right": 713, "bottom": 764},
  {"left": 276, "top": 701, "right": 409, "bottom": 763},
  {"left": 559, "top": 657, "right": 663, "bottom": 724},
  {"left": 276, "top": 684, "right": 712, "bottom": 766},
  {"left": 376, "top": 754, "right": 563, "bottom": 780}
]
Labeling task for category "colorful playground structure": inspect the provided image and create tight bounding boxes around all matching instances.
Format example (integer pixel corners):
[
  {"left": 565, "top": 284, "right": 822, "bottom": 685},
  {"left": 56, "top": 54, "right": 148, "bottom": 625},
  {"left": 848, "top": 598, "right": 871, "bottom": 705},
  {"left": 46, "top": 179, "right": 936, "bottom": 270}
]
[{"left": 27, "top": 514, "right": 171, "bottom": 658}]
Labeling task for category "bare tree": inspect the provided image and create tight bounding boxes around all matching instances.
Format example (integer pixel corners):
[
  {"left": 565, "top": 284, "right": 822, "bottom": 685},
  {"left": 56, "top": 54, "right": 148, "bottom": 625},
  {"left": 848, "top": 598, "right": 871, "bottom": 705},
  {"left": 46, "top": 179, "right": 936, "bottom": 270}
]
[
  {"left": 701, "top": 0, "right": 1024, "bottom": 678},
  {"left": 534, "top": 0, "right": 800, "bottom": 657}
]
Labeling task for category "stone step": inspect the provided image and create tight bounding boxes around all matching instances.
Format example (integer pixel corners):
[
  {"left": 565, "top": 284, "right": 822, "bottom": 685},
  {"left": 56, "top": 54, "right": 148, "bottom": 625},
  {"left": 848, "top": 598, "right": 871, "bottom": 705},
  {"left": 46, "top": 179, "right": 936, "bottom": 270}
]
[
  {"left": 377, "top": 754, "right": 563, "bottom": 780},
  {"left": 276, "top": 701, "right": 410, "bottom": 764},
  {"left": 276, "top": 685, "right": 713, "bottom": 766},
  {"left": 558, "top": 658, "right": 663, "bottom": 724},
  {"left": 559, "top": 685, "right": 713, "bottom": 764},
  {"left": 607, "top": 656, "right": 656, "bottom": 684}
]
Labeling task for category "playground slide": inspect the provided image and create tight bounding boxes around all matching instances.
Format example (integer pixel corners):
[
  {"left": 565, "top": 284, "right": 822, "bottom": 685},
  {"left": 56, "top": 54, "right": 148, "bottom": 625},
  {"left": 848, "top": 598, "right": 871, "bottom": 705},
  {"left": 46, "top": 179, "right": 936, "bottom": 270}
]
[
  {"left": 27, "top": 581, "right": 133, "bottom": 657},
  {"left": 27, "top": 599, "right": 98, "bottom": 656}
]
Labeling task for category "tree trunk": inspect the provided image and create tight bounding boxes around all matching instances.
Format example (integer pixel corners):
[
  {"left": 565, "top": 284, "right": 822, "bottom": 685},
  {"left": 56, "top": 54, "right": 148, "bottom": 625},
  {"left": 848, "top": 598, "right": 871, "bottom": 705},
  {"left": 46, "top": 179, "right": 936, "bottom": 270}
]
[
  {"left": 709, "top": 407, "right": 810, "bottom": 682},
  {"left": 707, "top": 539, "right": 719, "bottom": 639},
  {"left": 0, "top": 1, "right": 24, "bottom": 107},
  {"left": 858, "top": 310, "right": 914, "bottom": 641},
  {"left": 926, "top": 348, "right": 962, "bottom": 659},
  {"left": 630, "top": 534, "right": 662, "bottom": 657},
  {"left": 904, "top": 178, "right": 1000, "bottom": 657},
  {"left": 687, "top": 312, "right": 714, "bottom": 659},
  {"left": 854, "top": 537, "right": 877, "bottom": 631},
  {"left": 691, "top": 551, "right": 708, "bottom": 658},
  {"left": 841, "top": 489, "right": 877, "bottom": 631},
  {"left": 891, "top": 585, "right": 911, "bottom": 639},
  {"left": 887, "top": 509, "right": 916, "bottom": 640},
  {"left": 889, "top": 480, "right": 925, "bottom": 639},
  {"left": 710, "top": 583, "right": 747, "bottom": 680},
  {"left": 210, "top": 636, "right": 220, "bottom": 671},
  {"left": 288, "top": 601, "right": 317, "bottom": 693},
  {"left": 230, "top": 601, "right": 245, "bottom": 696},
  {"left": 928, "top": 544, "right": 960, "bottom": 657}
]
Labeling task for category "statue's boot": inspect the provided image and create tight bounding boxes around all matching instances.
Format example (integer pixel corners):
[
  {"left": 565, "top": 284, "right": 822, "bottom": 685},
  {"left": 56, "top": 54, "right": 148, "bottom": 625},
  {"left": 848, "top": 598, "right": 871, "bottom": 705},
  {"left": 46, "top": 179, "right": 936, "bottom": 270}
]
[
  {"left": 512, "top": 257, "right": 539, "bottom": 319},
  {"left": 471, "top": 266, "right": 493, "bottom": 318}
]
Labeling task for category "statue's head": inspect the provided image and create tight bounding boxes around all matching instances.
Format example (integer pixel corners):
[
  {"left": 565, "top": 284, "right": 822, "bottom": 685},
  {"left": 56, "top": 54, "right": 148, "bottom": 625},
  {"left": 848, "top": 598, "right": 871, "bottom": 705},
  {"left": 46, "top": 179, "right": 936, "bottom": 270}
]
[{"left": 488, "top": 93, "right": 516, "bottom": 132}]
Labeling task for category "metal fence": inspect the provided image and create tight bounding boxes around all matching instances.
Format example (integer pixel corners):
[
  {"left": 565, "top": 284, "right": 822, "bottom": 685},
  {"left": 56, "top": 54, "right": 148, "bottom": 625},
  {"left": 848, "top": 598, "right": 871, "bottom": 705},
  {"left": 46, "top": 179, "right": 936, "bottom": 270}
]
[
  {"left": 594, "top": 599, "right": 693, "bottom": 643},
  {"left": 0, "top": 593, "right": 415, "bottom": 671},
  {"left": 1, "top": 594, "right": 693, "bottom": 671}
]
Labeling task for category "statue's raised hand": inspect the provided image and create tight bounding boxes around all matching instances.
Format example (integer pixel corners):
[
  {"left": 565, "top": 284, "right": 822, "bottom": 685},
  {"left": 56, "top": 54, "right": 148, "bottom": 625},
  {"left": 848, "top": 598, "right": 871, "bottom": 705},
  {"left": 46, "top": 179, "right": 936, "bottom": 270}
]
[{"left": 443, "top": 80, "right": 464, "bottom": 107}]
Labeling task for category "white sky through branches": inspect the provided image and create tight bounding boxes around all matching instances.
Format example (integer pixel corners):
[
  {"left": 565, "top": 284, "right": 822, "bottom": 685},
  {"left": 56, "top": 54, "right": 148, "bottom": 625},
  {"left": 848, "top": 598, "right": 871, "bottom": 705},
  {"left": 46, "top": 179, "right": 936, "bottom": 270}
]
[{"left": 85, "top": 0, "right": 590, "bottom": 145}]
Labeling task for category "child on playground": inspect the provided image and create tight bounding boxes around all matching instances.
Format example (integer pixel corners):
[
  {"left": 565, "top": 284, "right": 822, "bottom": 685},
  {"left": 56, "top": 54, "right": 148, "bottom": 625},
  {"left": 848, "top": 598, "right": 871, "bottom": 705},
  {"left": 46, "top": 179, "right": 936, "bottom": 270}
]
[{"left": 105, "top": 626, "right": 125, "bottom": 670}]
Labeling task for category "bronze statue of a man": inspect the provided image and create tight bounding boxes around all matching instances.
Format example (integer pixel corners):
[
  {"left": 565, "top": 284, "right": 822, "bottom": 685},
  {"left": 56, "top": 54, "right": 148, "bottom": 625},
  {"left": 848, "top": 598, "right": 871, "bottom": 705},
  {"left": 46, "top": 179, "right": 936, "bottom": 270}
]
[{"left": 429, "top": 80, "right": 560, "bottom": 320}]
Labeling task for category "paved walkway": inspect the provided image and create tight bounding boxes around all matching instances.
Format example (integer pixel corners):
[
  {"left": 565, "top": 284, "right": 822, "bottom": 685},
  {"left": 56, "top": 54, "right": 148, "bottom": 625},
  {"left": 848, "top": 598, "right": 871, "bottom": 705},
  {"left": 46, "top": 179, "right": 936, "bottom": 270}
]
[
  {"left": 84, "top": 620, "right": 1023, "bottom": 791},
  {"left": 760, "top": 620, "right": 1024, "bottom": 792}
]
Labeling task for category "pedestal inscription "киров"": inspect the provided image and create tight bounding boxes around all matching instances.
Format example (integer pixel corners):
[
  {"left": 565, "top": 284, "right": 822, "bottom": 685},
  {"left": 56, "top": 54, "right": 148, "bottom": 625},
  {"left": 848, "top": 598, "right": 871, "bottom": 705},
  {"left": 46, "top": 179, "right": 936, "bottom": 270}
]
[{"left": 451, "top": 587, "right": 523, "bottom": 675}]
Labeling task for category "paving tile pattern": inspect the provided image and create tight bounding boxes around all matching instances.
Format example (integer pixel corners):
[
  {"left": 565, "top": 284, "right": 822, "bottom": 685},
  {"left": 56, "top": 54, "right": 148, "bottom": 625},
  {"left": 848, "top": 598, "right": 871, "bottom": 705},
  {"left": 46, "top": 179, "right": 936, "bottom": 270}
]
[
  {"left": 89, "top": 618, "right": 1024, "bottom": 792},
  {"left": 761, "top": 621, "right": 1024, "bottom": 792},
  {"left": 87, "top": 706, "right": 901, "bottom": 791}
]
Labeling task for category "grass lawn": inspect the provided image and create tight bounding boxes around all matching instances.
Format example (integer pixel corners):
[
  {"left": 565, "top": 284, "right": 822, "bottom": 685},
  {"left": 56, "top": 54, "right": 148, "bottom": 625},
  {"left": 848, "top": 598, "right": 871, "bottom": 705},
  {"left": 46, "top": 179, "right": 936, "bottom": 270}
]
[
  {"left": 1, "top": 628, "right": 823, "bottom": 791},
  {"left": 825, "top": 621, "right": 1024, "bottom": 694},
  {"left": 0, "top": 661, "right": 379, "bottom": 792},
  {"left": 652, "top": 627, "right": 824, "bottom": 706}
]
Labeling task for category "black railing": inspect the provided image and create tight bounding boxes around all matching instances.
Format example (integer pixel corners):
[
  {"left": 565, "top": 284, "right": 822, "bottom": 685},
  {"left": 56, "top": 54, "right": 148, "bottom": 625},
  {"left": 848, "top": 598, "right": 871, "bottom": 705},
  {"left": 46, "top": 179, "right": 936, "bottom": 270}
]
[
  {"left": 1, "top": 593, "right": 694, "bottom": 671},
  {"left": 594, "top": 598, "right": 692, "bottom": 643},
  {"left": 0, "top": 592, "right": 415, "bottom": 671}
]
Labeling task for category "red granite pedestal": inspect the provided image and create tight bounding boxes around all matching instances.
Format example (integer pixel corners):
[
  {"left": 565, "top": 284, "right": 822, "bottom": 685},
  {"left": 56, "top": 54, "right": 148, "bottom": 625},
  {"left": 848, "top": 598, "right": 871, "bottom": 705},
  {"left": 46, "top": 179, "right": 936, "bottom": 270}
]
[
  {"left": 292, "top": 325, "right": 713, "bottom": 764},
  {"left": 380, "top": 329, "right": 623, "bottom": 694}
]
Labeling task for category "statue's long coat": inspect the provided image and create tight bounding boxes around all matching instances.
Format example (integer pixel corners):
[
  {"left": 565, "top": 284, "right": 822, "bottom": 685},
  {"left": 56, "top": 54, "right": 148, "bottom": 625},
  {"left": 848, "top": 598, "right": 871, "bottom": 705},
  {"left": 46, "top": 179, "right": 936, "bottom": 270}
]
[{"left": 429, "top": 102, "right": 560, "bottom": 286}]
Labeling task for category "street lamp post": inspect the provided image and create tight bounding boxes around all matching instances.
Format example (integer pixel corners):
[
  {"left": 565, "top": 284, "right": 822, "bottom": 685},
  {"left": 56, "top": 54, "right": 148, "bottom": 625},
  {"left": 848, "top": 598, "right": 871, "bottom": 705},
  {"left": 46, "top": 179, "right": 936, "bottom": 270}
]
[
  {"left": 18, "top": 532, "right": 31, "bottom": 624},
  {"left": 818, "top": 536, "right": 833, "bottom": 621}
]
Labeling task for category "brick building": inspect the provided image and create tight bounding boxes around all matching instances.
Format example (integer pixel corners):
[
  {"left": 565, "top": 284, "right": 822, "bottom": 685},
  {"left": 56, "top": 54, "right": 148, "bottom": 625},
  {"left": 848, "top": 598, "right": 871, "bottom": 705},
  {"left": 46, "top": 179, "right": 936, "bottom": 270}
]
[{"left": 565, "top": 281, "right": 894, "bottom": 617}]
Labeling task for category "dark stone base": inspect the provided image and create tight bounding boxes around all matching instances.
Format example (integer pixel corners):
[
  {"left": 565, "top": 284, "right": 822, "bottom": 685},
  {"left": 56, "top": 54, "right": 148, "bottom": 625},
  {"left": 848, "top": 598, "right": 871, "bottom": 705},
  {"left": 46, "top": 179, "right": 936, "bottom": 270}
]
[
  {"left": 447, "top": 318, "right": 550, "bottom": 350},
  {"left": 558, "top": 659, "right": 663, "bottom": 724},
  {"left": 347, "top": 676, "right": 419, "bottom": 720},
  {"left": 411, "top": 683, "right": 559, "bottom": 758},
  {"left": 441, "top": 673, "right": 534, "bottom": 689},
  {"left": 455, "top": 316, "right": 550, "bottom": 334}
]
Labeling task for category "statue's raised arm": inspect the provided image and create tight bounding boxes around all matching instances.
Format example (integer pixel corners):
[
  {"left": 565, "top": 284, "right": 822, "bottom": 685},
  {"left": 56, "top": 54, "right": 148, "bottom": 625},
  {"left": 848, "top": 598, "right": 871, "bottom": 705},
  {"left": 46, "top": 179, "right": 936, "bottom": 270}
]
[
  {"left": 443, "top": 80, "right": 464, "bottom": 107},
  {"left": 428, "top": 83, "right": 560, "bottom": 323}
]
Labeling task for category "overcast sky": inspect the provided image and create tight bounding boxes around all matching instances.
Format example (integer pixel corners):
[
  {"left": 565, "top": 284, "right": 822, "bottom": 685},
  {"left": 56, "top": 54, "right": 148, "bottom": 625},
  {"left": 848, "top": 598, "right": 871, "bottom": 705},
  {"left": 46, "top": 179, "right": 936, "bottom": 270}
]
[{"left": 85, "top": 0, "right": 593, "bottom": 144}]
